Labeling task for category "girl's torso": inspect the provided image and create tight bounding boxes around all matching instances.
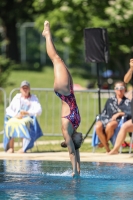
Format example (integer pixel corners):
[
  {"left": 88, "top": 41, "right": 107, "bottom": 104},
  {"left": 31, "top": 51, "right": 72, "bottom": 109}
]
[{"left": 55, "top": 85, "right": 81, "bottom": 129}]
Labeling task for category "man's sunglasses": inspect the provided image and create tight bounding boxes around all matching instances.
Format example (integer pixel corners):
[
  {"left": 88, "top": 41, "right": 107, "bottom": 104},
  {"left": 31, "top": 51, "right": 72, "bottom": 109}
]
[{"left": 114, "top": 86, "right": 125, "bottom": 90}]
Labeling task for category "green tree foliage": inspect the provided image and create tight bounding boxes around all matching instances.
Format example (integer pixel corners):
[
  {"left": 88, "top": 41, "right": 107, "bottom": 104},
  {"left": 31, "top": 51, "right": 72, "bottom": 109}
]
[
  {"left": 1, "top": 0, "right": 133, "bottom": 76},
  {"left": 35, "top": 0, "right": 133, "bottom": 75},
  {"left": 35, "top": 0, "right": 98, "bottom": 68},
  {"left": 0, "top": 0, "right": 61, "bottom": 62},
  {"left": 0, "top": 34, "right": 17, "bottom": 88},
  {"left": 0, "top": 0, "right": 39, "bottom": 61},
  {"left": 105, "top": 0, "right": 133, "bottom": 73},
  {"left": 0, "top": 55, "right": 15, "bottom": 87}
]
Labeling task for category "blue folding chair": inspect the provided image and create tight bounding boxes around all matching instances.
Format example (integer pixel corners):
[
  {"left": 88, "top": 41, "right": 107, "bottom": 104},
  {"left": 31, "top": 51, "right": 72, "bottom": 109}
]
[{"left": 92, "top": 116, "right": 127, "bottom": 152}]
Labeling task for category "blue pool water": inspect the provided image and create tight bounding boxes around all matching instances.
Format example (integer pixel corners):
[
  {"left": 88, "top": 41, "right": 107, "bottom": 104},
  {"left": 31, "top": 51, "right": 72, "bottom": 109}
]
[{"left": 0, "top": 160, "right": 133, "bottom": 199}]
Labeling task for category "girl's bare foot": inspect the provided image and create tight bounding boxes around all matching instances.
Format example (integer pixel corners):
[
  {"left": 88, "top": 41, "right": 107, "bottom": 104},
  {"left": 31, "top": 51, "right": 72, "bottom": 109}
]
[
  {"left": 108, "top": 150, "right": 119, "bottom": 155},
  {"left": 98, "top": 143, "right": 104, "bottom": 148},
  {"left": 17, "top": 148, "right": 25, "bottom": 153},
  {"left": 42, "top": 21, "right": 50, "bottom": 37},
  {"left": 106, "top": 150, "right": 110, "bottom": 154},
  {"left": 6, "top": 148, "right": 14, "bottom": 153}
]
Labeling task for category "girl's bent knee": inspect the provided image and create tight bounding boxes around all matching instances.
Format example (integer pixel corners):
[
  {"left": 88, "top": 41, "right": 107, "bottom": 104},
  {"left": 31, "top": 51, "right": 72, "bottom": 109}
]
[
  {"left": 106, "top": 122, "right": 117, "bottom": 130},
  {"left": 95, "top": 124, "right": 103, "bottom": 131},
  {"left": 121, "top": 123, "right": 129, "bottom": 131}
]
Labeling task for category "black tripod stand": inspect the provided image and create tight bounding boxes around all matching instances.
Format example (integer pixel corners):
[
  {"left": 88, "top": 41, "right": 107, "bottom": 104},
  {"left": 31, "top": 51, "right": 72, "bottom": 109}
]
[
  {"left": 83, "top": 63, "right": 102, "bottom": 141},
  {"left": 83, "top": 27, "right": 109, "bottom": 142}
]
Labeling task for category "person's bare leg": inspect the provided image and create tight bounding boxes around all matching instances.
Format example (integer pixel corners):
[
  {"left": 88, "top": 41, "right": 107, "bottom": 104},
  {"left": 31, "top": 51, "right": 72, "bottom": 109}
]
[
  {"left": 17, "top": 148, "right": 24, "bottom": 153},
  {"left": 7, "top": 138, "right": 14, "bottom": 153},
  {"left": 76, "top": 149, "right": 80, "bottom": 174},
  {"left": 61, "top": 132, "right": 81, "bottom": 175},
  {"left": 105, "top": 121, "right": 118, "bottom": 142},
  {"left": 62, "top": 118, "right": 79, "bottom": 177},
  {"left": 95, "top": 121, "right": 110, "bottom": 152},
  {"left": 109, "top": 120, "right": 133, "bottom": 155},
  {"left": 42, "top": 21, "right": 71, "bottom": 95}
]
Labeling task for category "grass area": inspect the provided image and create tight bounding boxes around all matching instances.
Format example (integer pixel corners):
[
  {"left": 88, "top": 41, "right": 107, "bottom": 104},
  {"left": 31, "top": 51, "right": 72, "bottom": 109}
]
[
  {"left": 0, "top": 141, "right": 131, "bottom": 154},
  {"left": 0, "top": 134, "right": 131, "bottom": 153},
  {"left": 0, "top": 143, "right": 98, "bottom": 153},
  {"left": 0, "top": 135, "right": 64, "bottom": 143},
  {"left": 28, "top": 142, "right": 101, "bottom": 153},
  {"left": 6, "top": 67, "right": 90, "bottom": 96}
]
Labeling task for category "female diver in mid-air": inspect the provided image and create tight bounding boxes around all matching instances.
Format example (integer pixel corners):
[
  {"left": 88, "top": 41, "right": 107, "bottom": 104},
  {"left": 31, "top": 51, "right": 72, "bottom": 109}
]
[{"left": 42, "top": 21, "right": 82, "bottom": 177}]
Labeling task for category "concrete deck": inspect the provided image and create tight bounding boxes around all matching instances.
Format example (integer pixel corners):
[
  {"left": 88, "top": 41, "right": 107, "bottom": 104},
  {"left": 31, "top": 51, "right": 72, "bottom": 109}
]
[{"left": 0, "top": 152, "right": 133, "bottom": 163}]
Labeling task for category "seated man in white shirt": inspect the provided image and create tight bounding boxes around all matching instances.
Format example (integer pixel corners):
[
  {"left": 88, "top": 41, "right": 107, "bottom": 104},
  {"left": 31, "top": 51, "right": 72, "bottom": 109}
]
[{"left": 4, "top": 80, "right": 43, "bottom": 153}]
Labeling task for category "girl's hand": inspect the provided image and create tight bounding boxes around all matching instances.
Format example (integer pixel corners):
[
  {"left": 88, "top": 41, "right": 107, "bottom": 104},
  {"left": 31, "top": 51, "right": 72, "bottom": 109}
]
[
  {"left": 129, "top": 59, "right": 133, "bottom": 71},
  {"left": 16, "top": 113, "right": 23, "bottom": 119},
  {"left": 20, "top": 110, "right": 29, "bottom": 116},
  {"left": 111, "top": 112, "right": 125, "bottom": 120}
]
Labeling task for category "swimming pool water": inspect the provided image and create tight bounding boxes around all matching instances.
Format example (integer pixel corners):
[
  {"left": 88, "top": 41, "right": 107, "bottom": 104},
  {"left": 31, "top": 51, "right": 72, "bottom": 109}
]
[{"left": 0, "top": 160, "right": 133, "bottom": 200}]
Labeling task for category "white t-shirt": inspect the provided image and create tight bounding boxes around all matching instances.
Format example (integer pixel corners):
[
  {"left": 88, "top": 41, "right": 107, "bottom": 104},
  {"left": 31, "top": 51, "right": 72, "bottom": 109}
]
[{"left": 6, "top": 93, "right": 42, "bottom": 117}]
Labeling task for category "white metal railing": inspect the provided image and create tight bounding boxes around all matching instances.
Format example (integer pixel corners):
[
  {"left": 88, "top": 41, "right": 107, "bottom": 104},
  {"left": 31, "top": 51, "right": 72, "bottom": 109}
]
[{"left": 9, "top": 88, "right": 115, "bottom": 136}]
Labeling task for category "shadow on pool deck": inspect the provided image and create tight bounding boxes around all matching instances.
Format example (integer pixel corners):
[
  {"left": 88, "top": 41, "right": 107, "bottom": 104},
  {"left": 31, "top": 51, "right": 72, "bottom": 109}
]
[{"left": 0, "top": 152, "right": 133, "bottom": 163}]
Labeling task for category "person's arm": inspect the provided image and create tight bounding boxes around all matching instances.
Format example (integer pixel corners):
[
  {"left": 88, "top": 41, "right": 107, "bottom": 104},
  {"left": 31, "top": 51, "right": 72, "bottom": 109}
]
[
  {"left": 111, "top": 112, "right": 125, "bottom": 120},
  {"left": 6, "top": 95, "right": 19, "bottom": 117},
  {"left": 124, "top": 58, "right": 133, "bottom": 83},
  {"left": 112, "top": 98, "right": 131, "bottom": 120},
  {"left": 26, "top": 95, "right": 42, "bottom": 116},
  {"left": 121, "top": 99, "right": 131, "bottom": 119}
]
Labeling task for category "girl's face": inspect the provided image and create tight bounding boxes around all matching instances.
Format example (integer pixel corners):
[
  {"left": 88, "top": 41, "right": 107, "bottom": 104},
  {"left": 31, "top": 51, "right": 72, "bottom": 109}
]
[
  {"left": 20, "top": 86, "right": 30, "bottom": 98},
  {"left": 114, "top": 83, "right": 125, "bottom": 98}
]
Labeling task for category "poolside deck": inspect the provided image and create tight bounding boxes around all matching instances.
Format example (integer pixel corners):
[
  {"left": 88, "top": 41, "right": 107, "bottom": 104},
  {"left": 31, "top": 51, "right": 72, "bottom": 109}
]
[{"left": 0, "top": 152, "right": 133, "bottom": 163}]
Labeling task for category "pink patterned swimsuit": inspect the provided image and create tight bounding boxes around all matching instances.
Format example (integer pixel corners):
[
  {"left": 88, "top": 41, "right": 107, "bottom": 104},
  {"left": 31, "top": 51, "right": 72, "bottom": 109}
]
[{"left": 55, "top": 85, "right": 81, "bottom": 130}]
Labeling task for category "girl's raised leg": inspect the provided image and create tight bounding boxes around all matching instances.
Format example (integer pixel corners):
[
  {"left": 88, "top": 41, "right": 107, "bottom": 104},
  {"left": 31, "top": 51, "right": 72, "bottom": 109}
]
[{"left": 42, "top": 21, "right": 71, "bottom": 95}]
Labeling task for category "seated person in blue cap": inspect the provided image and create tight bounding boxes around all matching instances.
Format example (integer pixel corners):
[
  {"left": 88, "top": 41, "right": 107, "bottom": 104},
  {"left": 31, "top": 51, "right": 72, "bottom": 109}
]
[{"left": 4, "top": 80, "right": 43, "bottom": 153}]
